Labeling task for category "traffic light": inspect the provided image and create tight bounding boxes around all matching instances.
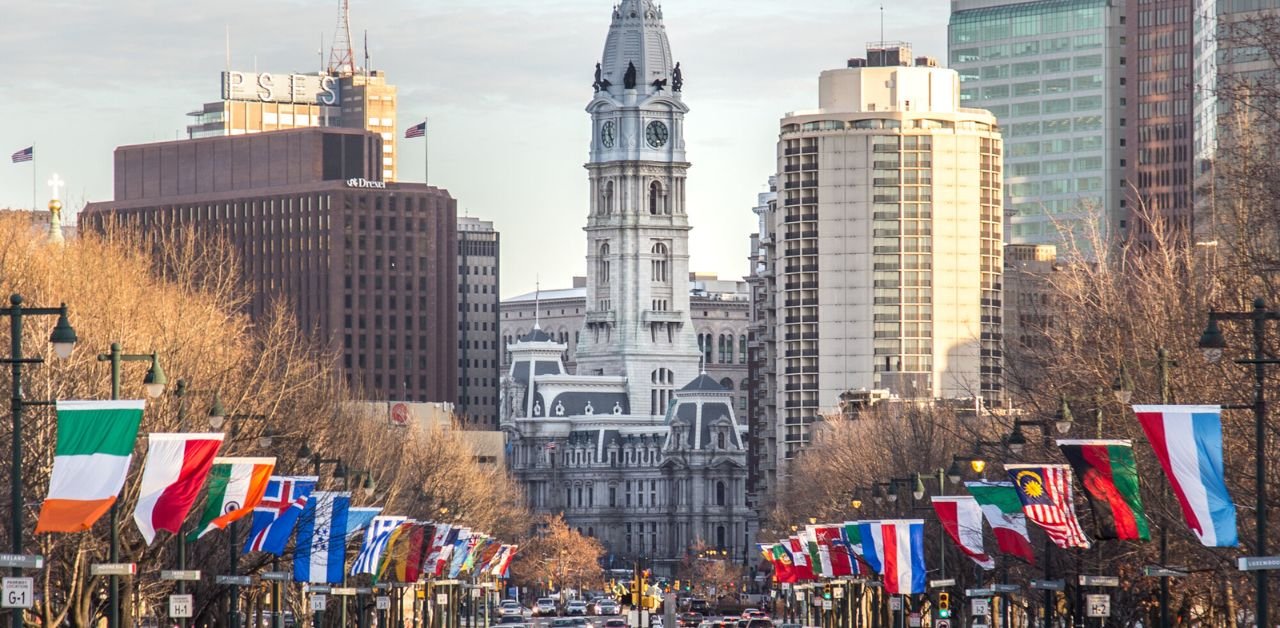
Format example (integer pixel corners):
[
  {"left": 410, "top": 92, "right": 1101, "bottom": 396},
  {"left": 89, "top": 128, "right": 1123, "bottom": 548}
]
[
  {"left": 937, "top": 592, "right": 951, "bottom": 619},
  {"left": 674, "top": 580, "right": 681, "bottom": 591}
]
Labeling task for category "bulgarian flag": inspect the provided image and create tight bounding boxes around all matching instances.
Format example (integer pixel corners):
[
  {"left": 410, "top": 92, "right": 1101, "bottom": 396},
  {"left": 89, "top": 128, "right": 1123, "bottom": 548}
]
[
  {"left": 966, "top": 481, "right": 1035, "bottom": 564},
  {"left": 133, "top": 433, "right": 225, "bottom": 544},
  {"left": 1058, "top": 440, "right": 1150, "bottom": 541},
  {"left": 36, "top": 400, "right": 145, "bottom": 533},
  {"left": 931, "top": 496, "right": 995, "bottom": 570},
  {"left": 188, "top": 457, "right": 276, "bottom": 541}
]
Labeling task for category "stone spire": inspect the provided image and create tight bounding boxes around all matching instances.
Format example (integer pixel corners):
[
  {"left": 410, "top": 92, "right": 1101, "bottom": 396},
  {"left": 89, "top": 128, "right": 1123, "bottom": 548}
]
[{"left": 598, "top": 0, "right": 674, "bottom": 97}]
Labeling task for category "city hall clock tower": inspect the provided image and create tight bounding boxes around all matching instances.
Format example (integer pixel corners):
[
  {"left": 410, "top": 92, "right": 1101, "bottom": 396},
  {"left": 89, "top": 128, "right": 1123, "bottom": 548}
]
[{"left": 575, "top": 0, "right": 701, "bottom": 416}]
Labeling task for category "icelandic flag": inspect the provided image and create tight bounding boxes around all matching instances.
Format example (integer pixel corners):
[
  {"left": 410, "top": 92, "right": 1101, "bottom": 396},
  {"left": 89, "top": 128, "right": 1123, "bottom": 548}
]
[
  {"left": 352, "top": 515, "right": 406, "bottom": 575},
  {"left": 880, "top": 520, "right": 926, "bottom": 595},
  {"left": 857, "top": 521, "right": 884, "bottom": 575},
  {"left": 1133, "top": 405, "right": 1238, "bottom": 547},
  {"left": 293, "top": 492, "right": 352, "bottom": 583},
  {"left": 243, "top": 476, "right": 317, "bottom": 554}
]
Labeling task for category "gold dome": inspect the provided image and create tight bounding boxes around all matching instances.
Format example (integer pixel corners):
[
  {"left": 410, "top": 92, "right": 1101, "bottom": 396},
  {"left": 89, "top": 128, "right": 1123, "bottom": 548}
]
[{"left": 47, "top": 199, "right": 62, "bottom": 213}]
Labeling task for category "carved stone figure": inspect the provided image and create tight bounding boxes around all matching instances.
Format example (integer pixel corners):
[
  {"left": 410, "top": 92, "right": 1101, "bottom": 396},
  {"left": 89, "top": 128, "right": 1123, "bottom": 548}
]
[
  {"left": 624, "top": 62, "right": 637, "bottom": 89},
  {"left": 593, "top": 62, "right": 611, "bottom": 92},
  {"left": 672, "top": 62, "right": 683, "bottom": 92}
]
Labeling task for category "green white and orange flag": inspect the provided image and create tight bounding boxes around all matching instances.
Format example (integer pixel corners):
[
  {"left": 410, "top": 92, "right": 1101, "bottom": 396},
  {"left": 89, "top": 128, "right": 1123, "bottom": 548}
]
[
  {"left": 36, "top": 400, "right": 145, "bottom": 533},
  {"left": 187, "top": 457, "right": 276, "bottom": 541}
]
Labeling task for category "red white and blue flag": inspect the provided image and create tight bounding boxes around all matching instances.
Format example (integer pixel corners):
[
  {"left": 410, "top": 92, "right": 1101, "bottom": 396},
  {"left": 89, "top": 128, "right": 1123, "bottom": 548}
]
[
  {"left": 404, "top": 121, "right": 426, "bottom": 139},
  {"left": 242, "top": 475, "right": 317, "bottom": 554},
  {"left": 1006, "top": 464, "right": 1091, "bottom": 549},
  {"left": 1133, "top": 405, "right": 1237, "bottom": 547},
  {"left": 10, "top": 147, "right": 32, "bottom": 163},
  {"left": 876, "top": 520, "right": 925, "bottom": 595}
]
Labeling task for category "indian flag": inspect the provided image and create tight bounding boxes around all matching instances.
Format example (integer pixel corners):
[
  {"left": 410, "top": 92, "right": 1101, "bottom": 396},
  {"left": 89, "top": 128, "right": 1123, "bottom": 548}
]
[
  {"left": 187, "top": 457, "right": 276, "bottom": 541},
  {"left": 36, "top": 400, "right": 145, "bottom": 533}
]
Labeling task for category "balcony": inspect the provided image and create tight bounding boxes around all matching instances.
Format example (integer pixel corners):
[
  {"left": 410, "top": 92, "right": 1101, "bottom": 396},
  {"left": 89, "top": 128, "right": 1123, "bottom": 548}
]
[
  {"left": 642, "top": 310, "right": 686, "bottom": 324},
  {"left": 584, "top": 310, "right": 616, "bottom": 326}
]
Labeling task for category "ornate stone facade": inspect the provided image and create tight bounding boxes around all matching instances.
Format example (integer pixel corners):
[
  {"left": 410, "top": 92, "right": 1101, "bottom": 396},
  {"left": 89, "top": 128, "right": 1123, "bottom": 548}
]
[{"left": 501, "top": 0, "right": 754, "bottom": 575}]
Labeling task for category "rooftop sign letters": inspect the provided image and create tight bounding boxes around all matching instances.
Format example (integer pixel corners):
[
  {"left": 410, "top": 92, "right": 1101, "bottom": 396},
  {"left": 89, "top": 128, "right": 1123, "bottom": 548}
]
[
  {"left": 222, "top": 71, "right": 340, "bottom": 105},
  {"left": 346, "top": 178, "right": 386, "bottom": 189}
]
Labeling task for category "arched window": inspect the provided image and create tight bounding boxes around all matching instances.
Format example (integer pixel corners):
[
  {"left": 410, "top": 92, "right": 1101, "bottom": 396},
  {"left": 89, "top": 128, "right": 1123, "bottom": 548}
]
[
  {"left": 698, "top": 333, "right": 713, "bottom": 366},
  {"left": 601, "top": 181, "right": 614, "bottom": 216},
  {"left": 740, "top": 335, "right": 748, "bottom": 364},
  {"left": 720, "top": 377, "right": 734, "bottom": 390},
  {"left": 716, "top": 525, "right": 726, "bottom": 549},
  {"left": 649, "top": 181, "right": 664, "bottom": 215},
  {"left": 716, "top": 481, "right": 726, "bottom": 506},
  {"left": 717, "top": 432, "right": 727, "bottom": 449},
  {"left": 597, "top": 242, "right": 611, "bottom": 284},
  {"left": 651, "top": 242, "right": 670, "bottom": 283}
]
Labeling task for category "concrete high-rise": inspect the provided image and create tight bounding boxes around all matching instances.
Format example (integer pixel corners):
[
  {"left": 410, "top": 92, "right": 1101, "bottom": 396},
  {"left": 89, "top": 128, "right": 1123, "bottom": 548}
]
[
  {"left": 82, "top": 127, "right": 457, "bottom": 404},
  {"left": 949, "top": 0, "right": 1124, "bottom": 251},
  {"left": 745, "top": 176, "right": 779, "bottom": 525},
  {"left": 769, "top": 44, "right": 1004, "bottom": 473},
  {"left": 457, "top": 216, "right": 501, "bottom": 427}
]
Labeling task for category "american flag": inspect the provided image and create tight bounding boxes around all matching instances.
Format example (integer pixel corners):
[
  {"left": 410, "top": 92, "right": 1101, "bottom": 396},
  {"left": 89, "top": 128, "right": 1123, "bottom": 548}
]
[
  {"left": 10, "top": 147, "right": 32, "bottom": 163},
  {"left": 404, "top": 121, "right": 426, "bottom": 139},
  {"left": 1007, "top": 464, "right": 1091, "bottom": 549}
]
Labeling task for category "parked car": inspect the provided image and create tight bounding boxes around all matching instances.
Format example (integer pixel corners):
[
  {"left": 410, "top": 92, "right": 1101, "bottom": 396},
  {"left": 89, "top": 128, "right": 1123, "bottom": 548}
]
[
  {"left": 567, "top": 600, "right": 589, "bottom": 616},
  {"left": 536, "top": 598, "right": 560, "bottom": 616}
]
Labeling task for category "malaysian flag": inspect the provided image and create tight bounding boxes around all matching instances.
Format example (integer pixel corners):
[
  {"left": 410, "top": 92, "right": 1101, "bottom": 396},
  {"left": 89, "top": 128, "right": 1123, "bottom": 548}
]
[
  {"left": 404, "top": 121, "right": 426, "bottom": 139},
  {"left": 10, "top": 147, "right": 32, "bottom": 163},
  {"left": 1006, "top": 464, "right": 1091, "bottom": 549}
]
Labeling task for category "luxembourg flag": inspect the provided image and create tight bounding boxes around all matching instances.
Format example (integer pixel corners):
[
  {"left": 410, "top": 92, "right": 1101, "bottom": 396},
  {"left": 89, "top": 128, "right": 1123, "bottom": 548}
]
[
  {"left": 1133, "top": 405, "right": 1238, "bottom": 547},
  {"left": 880, "top": 520, "right": 925, "bottom": 595},
  {"left": 293, "top": 492, "right": 352, "bottom": 583}
]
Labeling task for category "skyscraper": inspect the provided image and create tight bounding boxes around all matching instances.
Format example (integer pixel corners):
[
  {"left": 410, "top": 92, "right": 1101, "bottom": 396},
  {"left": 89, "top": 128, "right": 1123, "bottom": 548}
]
[
  {"left": 769, "top": 44, "right": 1003, "bottom": 472},
  {"left": 949, "top": 0, "right": 1124, "bottom": 251},
  {"left": 457, "top": 216, "right": 501, "bottom": 427},
  {"left": 82, "top": 127, "right": 458, "bottom": 404}
]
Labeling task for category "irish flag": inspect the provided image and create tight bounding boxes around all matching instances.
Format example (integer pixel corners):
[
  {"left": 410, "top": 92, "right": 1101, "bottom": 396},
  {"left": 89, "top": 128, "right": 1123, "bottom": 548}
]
[
  {"left": 188, "top": 457, "right": 276, "bottom": 541},
  {"left": 134, "top": 433, "right": 224, "bottom": 544},
  {"left": 966, "top": 481, "right": 1036, "bottom": 564},
  {"left": 36, "top": 400, "right": 145, "bottom": 533}
]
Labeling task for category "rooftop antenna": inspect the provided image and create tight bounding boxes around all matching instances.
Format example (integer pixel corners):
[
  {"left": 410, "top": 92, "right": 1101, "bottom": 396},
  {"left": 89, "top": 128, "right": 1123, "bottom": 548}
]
[
  {"left": 880, "top": 4, "right": 885, "bottom": 44},
  {"left": 319, "top": 33, "right": 325, "bottom": 74},
  {"left": 363, "top": 29, "right": 370, "bottom": 75},
  {"left": 327, "top": 0, "right": 356, "bottom": 75},
  {"left": 533, "top": 277, "right": 542, "bottom": 331},
  {"left": 224, "top": 25, "right": 231, "bottom": 75}
]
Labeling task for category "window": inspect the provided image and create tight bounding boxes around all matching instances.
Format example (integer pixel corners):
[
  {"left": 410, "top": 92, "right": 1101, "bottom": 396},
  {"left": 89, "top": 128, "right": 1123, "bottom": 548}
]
[
  {"left": 597, "top": 242, "right": 611, "bottom": 284},
  {"left": 651, "top": 242, "right": 669, "bottom": 283},
  {"left": 601, "top": 181, "right": 614, "bottom": 215},
  {"left": 649, "top": 181, "right": 667, "bottom": 215},
  {"left": 716, "top": 481, "right": 726, "bottom": 506},
  {"left": 651, "top": 368, "right": 675, "bottom": 415},
  {"left": 739, "top": 335, "right": 748, "bottom": 364}
]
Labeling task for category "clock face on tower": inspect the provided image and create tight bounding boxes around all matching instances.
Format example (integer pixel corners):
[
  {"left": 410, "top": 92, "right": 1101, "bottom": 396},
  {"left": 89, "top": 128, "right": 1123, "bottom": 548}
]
[
  {"left": 645, "top": 120, "right": 669, "bottom": 148},
  {"left": 601, "top": 120, "right": 616, "bottom": 148}
]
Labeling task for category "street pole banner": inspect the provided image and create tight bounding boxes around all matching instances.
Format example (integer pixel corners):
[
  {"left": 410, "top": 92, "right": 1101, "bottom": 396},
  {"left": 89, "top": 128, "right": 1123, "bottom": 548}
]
[
  {"left": 133, "top": 433, "right": 225, "bottom": 544},
  {"left": 1132, "top": 405, "right": 1238, "bottom": 547},
  {"left": 36, "top": 400, "right": 146, "bottom": 533}
]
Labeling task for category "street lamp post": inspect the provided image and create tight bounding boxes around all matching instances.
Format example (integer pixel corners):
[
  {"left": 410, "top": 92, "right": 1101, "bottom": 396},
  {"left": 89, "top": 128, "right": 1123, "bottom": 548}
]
[
  {"left": 0, "top": 296, "right": 76, "bottom": 628},
  {"left": 172, "top": 380, "right": 226, "bottom": 628},
  {"left": 1198, "top": 299, "right": 1279, "bottom": 628},
  {"left": 297, "top": 444, "right": 347, "bottom": 627},
  {"left": 1112, "top": 348, "right": 1176, "bottom": 628},
  {"left": 216, "top": 413, "right": 271, "bottom": 628},
  {"left": 97, "top": 342, "right": 166, "bottom": 628}
]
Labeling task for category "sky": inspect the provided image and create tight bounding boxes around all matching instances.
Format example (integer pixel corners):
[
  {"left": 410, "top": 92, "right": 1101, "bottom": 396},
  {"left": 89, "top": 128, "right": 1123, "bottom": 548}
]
[{"left": 2, "top": 0, "right": 949, "bottom": 298}]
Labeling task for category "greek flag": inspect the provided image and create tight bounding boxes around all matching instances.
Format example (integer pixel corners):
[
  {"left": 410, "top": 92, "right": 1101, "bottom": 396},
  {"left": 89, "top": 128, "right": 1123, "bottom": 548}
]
[{"left": 352, "top": 515, "right": 407, "bottom": 576}]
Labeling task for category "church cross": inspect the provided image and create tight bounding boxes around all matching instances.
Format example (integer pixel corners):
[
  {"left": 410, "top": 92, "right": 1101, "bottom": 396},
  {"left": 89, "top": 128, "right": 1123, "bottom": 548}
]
[{"left": 46, "top": 173, "right": 65, "bottom": 201}]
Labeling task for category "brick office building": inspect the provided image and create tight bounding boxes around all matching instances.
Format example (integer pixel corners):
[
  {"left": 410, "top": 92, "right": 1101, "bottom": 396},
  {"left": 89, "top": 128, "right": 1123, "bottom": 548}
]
[{"left": 82, "top": 127, "right": 458, "bottom": 403}]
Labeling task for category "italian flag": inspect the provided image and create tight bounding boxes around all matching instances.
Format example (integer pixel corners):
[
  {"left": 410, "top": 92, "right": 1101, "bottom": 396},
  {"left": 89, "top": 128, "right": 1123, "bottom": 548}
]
[
  {"left": 966, "top": 481, "right": 1035, "bottom": 564},
  {"left": 36, "top": 400, "right": 145, "bottom": 533},
  {"left": 133, "top": 433, "right": 224, "bottom": 544},
  {"left": 187, "top": 457, "right": 276, "bottom": 541}
]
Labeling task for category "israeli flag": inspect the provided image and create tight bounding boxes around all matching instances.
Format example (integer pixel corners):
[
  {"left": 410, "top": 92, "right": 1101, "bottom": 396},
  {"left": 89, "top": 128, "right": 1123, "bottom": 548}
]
[
  {"left": 293, "top": 492, "right": 351, "bottom": 583},
  {"left": 351, "top": 515, "right": 407, "bottom": 576}
]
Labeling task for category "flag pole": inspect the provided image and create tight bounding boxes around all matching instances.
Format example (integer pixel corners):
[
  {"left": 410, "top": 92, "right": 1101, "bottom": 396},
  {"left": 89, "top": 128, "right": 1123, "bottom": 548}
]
[
  {"left": 30, "top": 144, "right": 35, "bottom": 212},
  {"left": 424, "top": 117, "right": 429, "bottom": 186}
]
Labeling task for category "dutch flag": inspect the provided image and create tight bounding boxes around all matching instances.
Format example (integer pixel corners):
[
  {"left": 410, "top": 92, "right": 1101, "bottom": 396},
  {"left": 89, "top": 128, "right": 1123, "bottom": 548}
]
[{"left": 1134, "top": 405, "right": 1238, "bottom": 547}]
